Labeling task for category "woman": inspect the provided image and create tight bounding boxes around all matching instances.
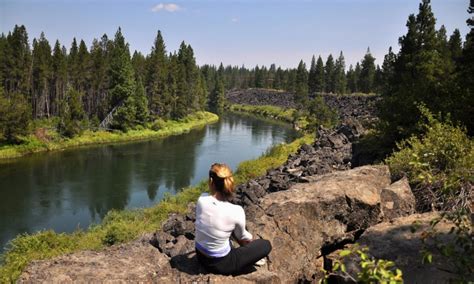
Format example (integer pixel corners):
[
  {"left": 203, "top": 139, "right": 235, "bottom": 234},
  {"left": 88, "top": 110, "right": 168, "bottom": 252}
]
[{"left": 194, "top": 163, "right": 272, "bottom": 275}]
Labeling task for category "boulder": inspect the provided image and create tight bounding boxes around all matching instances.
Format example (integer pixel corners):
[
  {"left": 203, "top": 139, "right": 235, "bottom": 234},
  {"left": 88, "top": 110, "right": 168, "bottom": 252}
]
[
  {"left": 325, "top": 213, "right": 471, "bottom": 284},
  {"left": 380, "top": 177, "right": 416, "bottom": 220},
  {"left": 239, "top": 165, "right": 390, "bottom": 282}
]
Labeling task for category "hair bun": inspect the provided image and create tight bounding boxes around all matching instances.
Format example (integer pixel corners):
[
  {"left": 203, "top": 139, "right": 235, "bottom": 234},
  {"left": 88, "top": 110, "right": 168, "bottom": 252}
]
[{"left": 209, "top": 163, "right": 235, "bottom": 201}]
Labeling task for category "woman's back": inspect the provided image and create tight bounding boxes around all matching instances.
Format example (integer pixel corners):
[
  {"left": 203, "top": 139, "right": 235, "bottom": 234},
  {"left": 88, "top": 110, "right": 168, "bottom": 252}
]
[
  {"left": 194, "top": 163, "right": 271, "bottom": 275},
  {"left": 195, "top": 193, "right": 252, "bottom": 256}
]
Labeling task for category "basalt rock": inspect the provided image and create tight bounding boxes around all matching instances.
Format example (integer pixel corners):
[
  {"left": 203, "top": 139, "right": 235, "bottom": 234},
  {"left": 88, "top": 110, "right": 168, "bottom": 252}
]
[
  {"left": 325, "top": 213, "right": 470, "bottom": 284},
  {"left": 234, "top": 120, "right": 364, "bottom": 209},
  {"left": 225, "top": 89, "right": 380, "bottom": 124},
  {"left": 226, "top": 89, "right": 296, "bottom": 109},
  {"left": 380, "top": 177, "right": 416, "bottom": 220}
]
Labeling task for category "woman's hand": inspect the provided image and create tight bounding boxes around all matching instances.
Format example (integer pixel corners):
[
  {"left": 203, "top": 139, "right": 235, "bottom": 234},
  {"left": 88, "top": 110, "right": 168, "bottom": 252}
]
[{"left": 237, "top": 238, "right": 253, "bottom": 246}]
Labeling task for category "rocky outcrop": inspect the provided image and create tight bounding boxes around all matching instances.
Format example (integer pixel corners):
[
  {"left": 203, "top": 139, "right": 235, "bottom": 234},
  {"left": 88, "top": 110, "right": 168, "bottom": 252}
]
[
  {"left": 225, "top": 89, "right": 380, "bottom": 124},
  {"left": 325, "top": 212, "right": 470, "bottom": 284},
  {"left": 19, "top": 166, "right": 419, "bottom": 283},
  {"left": 226, "top": 89, "right": 296, "bottom": 109},
  {"left": 19, "top": 237, "right": 278, "bottom": 283},
  {"left": 321, "top": 94, "right": 379, "bottom": 124},
  {"left": 234, "top": 119, "right": 365, "bottom": 208}
]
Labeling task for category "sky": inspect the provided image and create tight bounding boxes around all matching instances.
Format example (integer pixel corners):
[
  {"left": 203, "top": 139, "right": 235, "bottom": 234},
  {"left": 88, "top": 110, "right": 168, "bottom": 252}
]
[{"left": 0, "top": 0, "right": 471, "bottom": 69}]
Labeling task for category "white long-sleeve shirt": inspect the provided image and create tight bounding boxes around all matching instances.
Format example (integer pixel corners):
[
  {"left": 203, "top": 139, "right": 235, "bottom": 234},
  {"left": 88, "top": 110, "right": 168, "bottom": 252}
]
[{"left": 195, "top": 193, "right": 253, "bottom": 257}]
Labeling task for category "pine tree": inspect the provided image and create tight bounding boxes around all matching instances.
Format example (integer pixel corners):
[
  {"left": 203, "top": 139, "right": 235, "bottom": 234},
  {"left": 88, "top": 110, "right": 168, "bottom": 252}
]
[
  {"left": 324, "top": 54, "right": 335, "bottom": 93},
  {"left": 381, "top": 47, "right": 396, "bottom": 93},
  {"left": 0, "top": 34, "right": 7, "bottom": 90},
  {"left": 274, "top": 67, "right": 283, "bottom": 90},
  {"left": 295, "top": 60, "right": 308, "bottom": 105},
  {"left": 334, "top": 51, "right": 346, "bottom": 94},
  {"left": 76, "top": 40, "right": 90, "bottom": 92},
  {"left": 108, "top": 27, "right": 137, "bottom": 130},
  {"left": 197, "top": 73, "right": 208, "bottom": 110},
  {"left": 57, "top": 87, "right": 86, "bottom": 137},
  {"left": 358, "top": 47, "right": 376, "bottom": 93},
  {"left": 51, "top": 40, "right": 68, "bottom": 116},
  {"left": 373, "top": 65, "right": 383, "bottom": 93},
  {"left": 4, "top": 25, "right": 31, "bottom": 95},
  {"left": 208, "top": 73, "right": 225, "bottom": 113},
  {"left": 379, "top": 0, "right": 453, "bottom": 141},
  {"left": 346, "top": 65, "right": 355, "bottom": 93},
  {"left": 173, "top": 43, "right": 189, "bottom": 119},
  {"left": 146, "top": 30, "right": 169, "bottom": 118},
  {"left": 68, "top": 38, "right": 79, "bottom": 89},
  {"left": 180, "top": 43, "right": 199, "bottom": 111},
  {"left": 454, "top": 0, "right": 474, "bottom": 133},
  {"left": 134, "top": 77, "right": 149, "bottom": 125},
  {"left": 131, "top": 51, "right": 146, "bottom": 81},
  {"left": 308, "top": 55, "right": 317, "bottom": 94},
  {"left": 31, "top": 32, "right": 52, "bottom": 118},
  {"left": 254, "top": 65, "right": 264, "bottom": 88},
  {"left": 90, "top": 35, "right": 111, "bottom": 119},
  {"left": 286, "top": 69, "right": 297, "bottom": 93},
  {"left": 448, "top": 29, "right": 463, "bottom": 63},
  {"left": 314, "top": 56, "right": 325, "bottom": 93}
]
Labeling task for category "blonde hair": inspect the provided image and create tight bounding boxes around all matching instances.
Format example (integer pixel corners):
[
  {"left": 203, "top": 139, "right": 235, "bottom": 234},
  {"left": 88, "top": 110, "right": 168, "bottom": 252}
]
[{"left": 209, "top": 163, "right": 234, "bottom": 200}]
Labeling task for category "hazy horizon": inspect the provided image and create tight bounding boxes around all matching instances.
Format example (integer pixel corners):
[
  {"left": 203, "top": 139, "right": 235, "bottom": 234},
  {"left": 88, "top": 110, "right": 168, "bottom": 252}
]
[{"left": 1, "top": 0, "right": 470, "bottom": 69}]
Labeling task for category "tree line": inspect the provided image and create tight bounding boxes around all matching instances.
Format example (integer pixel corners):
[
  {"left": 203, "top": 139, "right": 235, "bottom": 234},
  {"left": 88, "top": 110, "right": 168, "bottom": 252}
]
[
  {"left": 0, "top": 0, "right": 471, "bottom": 145},
  {"left": 202, "top": 48, "right": 379, "bottom": 98},
  {"left": 0, "top": 27, "right": 218, "bottom": 141}
]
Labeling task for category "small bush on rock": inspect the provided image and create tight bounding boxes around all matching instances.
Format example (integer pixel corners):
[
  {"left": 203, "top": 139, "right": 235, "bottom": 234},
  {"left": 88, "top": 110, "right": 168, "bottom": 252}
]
[{"left": 322, "top": 245, "right": 403, "bottom": 283}]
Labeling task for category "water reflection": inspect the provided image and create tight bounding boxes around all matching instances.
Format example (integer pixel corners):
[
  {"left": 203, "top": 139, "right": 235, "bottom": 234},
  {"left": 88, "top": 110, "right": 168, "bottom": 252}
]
[{"left": 0, "top": 113, "right": 298, "bottom": 250}]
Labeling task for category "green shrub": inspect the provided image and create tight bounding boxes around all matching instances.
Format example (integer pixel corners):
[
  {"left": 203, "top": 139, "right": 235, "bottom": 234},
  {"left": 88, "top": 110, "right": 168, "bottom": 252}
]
[
  {"left": 323, "top": 245, "right": 403, "bottom": 284},
  {"left": 305, "top": 96, "right": 339, "bottom": 131},
  {"left": 150, "top": 118, "right": 167, "bottom": 131},
  {"left": 229, "top": 104, "right": 296, "bottom": 123},
  {"left": 386, "top": 106, "right": 474, "bottom": 211},
  {"left": 0, "top": 93, "right": 31, "bottom": 143}
]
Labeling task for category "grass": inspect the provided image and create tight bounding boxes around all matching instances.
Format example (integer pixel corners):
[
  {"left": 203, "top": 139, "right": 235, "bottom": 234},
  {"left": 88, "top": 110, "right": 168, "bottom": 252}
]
[
  {"left": 0, "top": 133, "right": 313, "bottom": 282},
  {"left": 229, "top": 104, "right": 295, "bottom": 123},
  {"left": 0, "top": 111, "right": 219, "bottom": 160}
]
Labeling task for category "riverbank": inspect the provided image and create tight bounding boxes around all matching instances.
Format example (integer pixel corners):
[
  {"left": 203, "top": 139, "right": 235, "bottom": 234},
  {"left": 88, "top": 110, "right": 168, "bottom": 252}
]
[
  {"left": 0, "top": 111, "right": 219, "bottom": 160},
  {"left": 229, "top": 104, "right": 295, "bottom": 123},
  {"left": 228, "top": 104, "right": 310, "bottom": 130},
  {"left": 0, "top": 132, "right": 313, "bottom": 282}
]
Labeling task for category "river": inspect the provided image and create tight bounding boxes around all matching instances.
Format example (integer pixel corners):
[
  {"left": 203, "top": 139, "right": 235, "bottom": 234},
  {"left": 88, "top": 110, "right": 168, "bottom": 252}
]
[{"left": 0, "top": 113, "right": 299, "bottom": 250}]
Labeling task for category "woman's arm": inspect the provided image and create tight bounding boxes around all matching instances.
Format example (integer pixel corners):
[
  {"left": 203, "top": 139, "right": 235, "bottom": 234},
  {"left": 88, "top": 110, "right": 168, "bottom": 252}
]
[{"left": 233, "top": 206, "right": 253, "bottom": 245}]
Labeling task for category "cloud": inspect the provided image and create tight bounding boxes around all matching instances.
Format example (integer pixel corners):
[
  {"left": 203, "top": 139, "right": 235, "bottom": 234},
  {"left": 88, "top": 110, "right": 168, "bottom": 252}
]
[
  {"left": 231, "top": 17, "right": 239, "bottom": 23},
  {"left": 151, "top": 3, "right": 181, "bottom": 13}
]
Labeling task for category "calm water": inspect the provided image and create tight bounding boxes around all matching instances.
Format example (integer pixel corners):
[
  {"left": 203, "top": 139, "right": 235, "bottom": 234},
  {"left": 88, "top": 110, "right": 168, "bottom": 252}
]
[{"left": 0, "top": 113, "right": 299, "bottom": 250}]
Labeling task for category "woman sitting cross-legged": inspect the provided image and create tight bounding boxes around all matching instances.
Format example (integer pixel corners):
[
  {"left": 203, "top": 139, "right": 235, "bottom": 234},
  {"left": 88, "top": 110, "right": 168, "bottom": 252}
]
[{"left": 194, "top": 163, "right": 272, "bottom": 276}]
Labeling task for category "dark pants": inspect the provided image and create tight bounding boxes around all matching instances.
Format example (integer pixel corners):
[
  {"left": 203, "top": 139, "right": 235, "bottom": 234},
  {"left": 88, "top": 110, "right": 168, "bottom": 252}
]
[{"left": 196, "top": 239, "right": 272, "bottom": 276}]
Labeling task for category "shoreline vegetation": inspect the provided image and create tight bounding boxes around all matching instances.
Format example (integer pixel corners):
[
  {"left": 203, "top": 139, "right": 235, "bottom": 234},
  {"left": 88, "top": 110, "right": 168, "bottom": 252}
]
[
  {"left": 0, "top": 111, "right": 218, "bottom": 160},
  {"left": 228, "top": 104, "right": 312, "bottom": 130},
  {"left": 229, "top": 104, "right": 295, "bottom": 123},
  {"left": 0, "top": 125, "right": 313, "bottom": 281}
]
